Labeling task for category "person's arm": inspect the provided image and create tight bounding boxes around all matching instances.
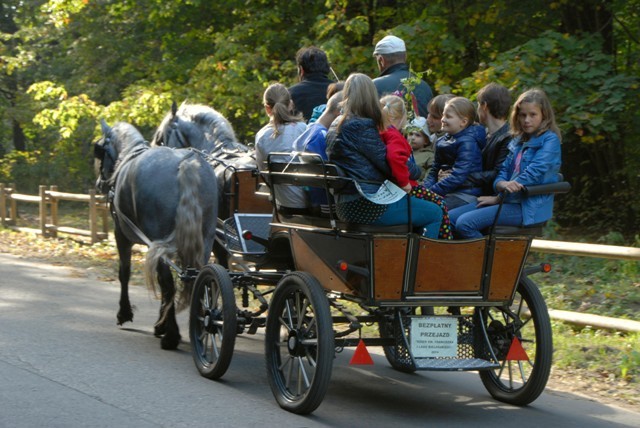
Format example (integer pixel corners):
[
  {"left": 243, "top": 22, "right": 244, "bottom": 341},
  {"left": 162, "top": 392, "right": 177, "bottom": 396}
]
[
  {"left": 423, "top": 150, "right": 441, "bottom": 188},
  {"left": 430, "top": 137, "right": 480, "bottom": 195},
  {"left": 382, "top": 129, "right": 413, "bottom": 189},
  {"left": 495, "top": 132, "right": 561, "bottom": 193},
  {"left": 513, "top": 132, "right": 561, "bottom": 186},
  {"left": 468, "top": 136, "right": 510, "bottom": 188},
  {"left": 359, "top": 125, "right": 392, "bottom": 177}
]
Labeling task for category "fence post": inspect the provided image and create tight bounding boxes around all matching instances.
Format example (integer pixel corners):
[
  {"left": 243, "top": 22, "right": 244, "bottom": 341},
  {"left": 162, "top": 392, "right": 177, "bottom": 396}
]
[
  {"left": 49, "top": 185, "right": 58, "bottom": 238},
  {"left": 0, "top": 183, "right": 5, "bottom": 227},
  {"left": 39, "top": 185, "right": 47, "bottom": 237},
  {"left": 89, "top": 188, "right": 98, "bottom": 244},
  {"left": 9, "top": 183, "right": 17, "bottom": 225},
  {"left": 101, "top": 198, "right": 109, "bottom": 237}
]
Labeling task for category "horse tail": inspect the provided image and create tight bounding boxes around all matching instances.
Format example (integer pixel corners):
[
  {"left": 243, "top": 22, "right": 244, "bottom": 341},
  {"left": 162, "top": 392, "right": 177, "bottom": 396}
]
[
  {"left": 175, "top": 155, "right": 205, "bottom": 268},
  {"left": 143, "top": 154, "right": 205, "bottom": 311},
  {"left": 174, "top": 155, "right": 205, "bottom": 308}
]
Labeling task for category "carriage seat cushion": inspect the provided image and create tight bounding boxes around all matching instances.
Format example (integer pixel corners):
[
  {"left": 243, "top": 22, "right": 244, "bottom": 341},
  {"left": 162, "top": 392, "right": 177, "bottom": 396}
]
[
  {"left": 336, "top": 222, "right": 414, "bottom": 234},
  {"left": 490, "top": 222, "right": 546, "bottom": 236}
]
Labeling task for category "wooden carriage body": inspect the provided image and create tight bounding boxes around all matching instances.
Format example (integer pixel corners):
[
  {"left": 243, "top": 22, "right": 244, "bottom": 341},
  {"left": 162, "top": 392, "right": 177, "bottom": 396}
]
[
  {"left": 289, "top": 229, "right": 531, "bottom": 307},
  {"left": 262, "top": 152, "right": 532, "bottom": 307}
]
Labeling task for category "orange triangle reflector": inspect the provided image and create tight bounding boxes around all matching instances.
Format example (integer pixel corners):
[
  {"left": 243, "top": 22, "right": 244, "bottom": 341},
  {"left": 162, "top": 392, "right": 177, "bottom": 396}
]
[
  {"left": 506, "top": 337, "right": 529, "bottom": 361},
  {"left": 349, "top": 339, "right": 374, "bottom": 365}
]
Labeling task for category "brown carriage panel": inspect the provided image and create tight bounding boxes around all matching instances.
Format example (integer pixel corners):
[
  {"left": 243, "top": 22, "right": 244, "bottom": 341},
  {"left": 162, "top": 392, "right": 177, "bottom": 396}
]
[
  {"left": 373, "top": 238, "right": 407, "bottom": 300},
  {"left": 290, "top": 230, "right": 352, "bottom": 294},
  {"left": 488, "top": 238, "right": 530, "bottom": 301},
  {"left": 414, "top": 239, "right": 486, "bottom": 292},
  {"left": 234, "top": 170, "right": 272, "bottom": 214}
]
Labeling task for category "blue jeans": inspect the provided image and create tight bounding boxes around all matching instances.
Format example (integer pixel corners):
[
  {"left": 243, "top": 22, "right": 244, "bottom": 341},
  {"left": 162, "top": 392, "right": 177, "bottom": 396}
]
[
  {"left": 453, "top": 203, "right": 523, "bottom": 239},
  {"left": 448, "top": 201, "right": 477, "bottom": 224},
  {"left": 372, "top": 195, "right": 443, "bottom": 239}
]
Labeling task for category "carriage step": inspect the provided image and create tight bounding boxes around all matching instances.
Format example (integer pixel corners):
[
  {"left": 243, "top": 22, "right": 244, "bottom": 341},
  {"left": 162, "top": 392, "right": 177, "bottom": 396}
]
[{"left": 414, "top": 357, "right": 499, "bottom": 371}]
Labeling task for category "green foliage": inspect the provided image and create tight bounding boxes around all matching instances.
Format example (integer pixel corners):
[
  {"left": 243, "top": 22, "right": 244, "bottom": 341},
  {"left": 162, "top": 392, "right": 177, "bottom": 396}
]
[
  {"left": 0, "top": 0, "right": 639, "bottom": 234},
  {"left": 458, "top": 31, "right": 640, "bottom": 234},
  {"left": 553, "top": 323, "right": 640, "bottom": 384}
]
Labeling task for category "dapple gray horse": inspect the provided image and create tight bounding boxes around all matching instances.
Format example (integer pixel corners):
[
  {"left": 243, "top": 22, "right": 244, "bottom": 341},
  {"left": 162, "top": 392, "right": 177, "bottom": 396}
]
[
  {"left": 151, "top": 102, "right": 260, "bottom": 220},
  {"left": 94, "top": 121, "right": 218, "bottom": 349}
]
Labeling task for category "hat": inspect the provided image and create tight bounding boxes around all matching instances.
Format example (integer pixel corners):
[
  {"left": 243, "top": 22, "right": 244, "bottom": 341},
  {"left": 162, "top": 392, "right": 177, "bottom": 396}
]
[
  {"left": 406, "top": 116, "right": 430, "bottom": 136},
  {"left": 373, "top": 35, "right": 406, "bottom": 55}
]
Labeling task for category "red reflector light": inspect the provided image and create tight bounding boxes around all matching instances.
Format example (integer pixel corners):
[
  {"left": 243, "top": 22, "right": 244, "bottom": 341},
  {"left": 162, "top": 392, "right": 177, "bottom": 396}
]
[
  {"left": 337, "top": 261, "right": 348, "bottom": 271},
  {"left": 542, "top": 263, "right": 552, "bottom": 273},
  {"left": 242, "top": 230, "right": 253, "bottom": 240}
]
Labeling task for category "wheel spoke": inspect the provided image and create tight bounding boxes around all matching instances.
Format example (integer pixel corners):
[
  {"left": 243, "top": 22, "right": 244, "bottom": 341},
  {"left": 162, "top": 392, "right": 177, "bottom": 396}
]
[
  {"left": 517, "top": 360, "right": 528, "bottom": 383},
  {"left": 304, "top": 346, "right": 318, "bottom": 368}
]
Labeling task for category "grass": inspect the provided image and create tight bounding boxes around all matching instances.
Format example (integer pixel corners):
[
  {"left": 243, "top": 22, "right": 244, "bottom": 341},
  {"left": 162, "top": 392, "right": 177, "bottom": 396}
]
[{"left": 0, "top": 216, "right": 638, "bottom": 410}]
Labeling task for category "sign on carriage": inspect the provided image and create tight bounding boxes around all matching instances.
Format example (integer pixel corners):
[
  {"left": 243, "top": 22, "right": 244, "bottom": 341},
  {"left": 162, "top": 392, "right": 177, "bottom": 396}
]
[{"left": 410, "top": 316, "right": 458, "bottom": 358}]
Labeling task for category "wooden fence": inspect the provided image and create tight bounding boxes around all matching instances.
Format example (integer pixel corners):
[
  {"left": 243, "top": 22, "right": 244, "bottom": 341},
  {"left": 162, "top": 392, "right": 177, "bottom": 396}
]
[{"left": 0, "top": 183, "right": 109, "bottom": 244}]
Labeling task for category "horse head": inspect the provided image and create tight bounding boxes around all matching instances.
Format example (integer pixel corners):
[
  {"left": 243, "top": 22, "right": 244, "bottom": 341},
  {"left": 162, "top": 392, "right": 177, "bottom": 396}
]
[
  {"left": 152, "top": 102, "right": 245, "bottom": 155},
  {"left": 151, "top": 101, "right": 208, "bottom": 150},
  {"left": 93, "top": 120, "right": 147, "bottom": 194},
  {"left": 94, "top": 120, "right": 118, "bottom": 193}
]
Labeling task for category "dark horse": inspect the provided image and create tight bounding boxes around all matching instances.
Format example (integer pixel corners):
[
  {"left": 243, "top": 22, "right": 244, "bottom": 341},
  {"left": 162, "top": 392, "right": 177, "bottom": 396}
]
[
  {"left": 151, "top": 102, "right": 264, "bottom": 220},
  {"left": 94, "top": 120, "right": 218, "bottom": 349}
]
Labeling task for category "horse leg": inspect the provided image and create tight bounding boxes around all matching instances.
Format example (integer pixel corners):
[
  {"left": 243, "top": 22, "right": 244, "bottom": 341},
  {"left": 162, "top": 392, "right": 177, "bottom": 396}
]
[
  {"left": 115, "top": 227, "right": 135, "bottom": 325},
  {"left": 155, "top": 261, "right": 181, "bottom": 350}
]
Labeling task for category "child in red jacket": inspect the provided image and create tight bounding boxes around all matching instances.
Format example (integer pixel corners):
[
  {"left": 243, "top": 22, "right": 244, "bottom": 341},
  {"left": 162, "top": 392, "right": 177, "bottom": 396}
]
[{"left": 379, "top": 94, "right": 452, "bottom": 239}]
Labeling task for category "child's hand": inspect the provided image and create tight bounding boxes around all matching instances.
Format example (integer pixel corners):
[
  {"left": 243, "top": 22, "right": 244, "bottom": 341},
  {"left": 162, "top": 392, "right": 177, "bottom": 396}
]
[
  {"left": 402, "top": 183, "right": 412, "bottom": 193},
  {"left": 496, "top": 180, "right": 524, "bottom": 193},
  {"left": 438, "top": 169, "right": 452, "bottom": 181},
  {"left": 476, "top": 195, "right": 501, "bottom": 207}
]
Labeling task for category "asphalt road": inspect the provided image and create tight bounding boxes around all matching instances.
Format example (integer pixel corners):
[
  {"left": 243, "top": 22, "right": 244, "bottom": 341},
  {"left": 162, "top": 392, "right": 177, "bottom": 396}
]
[{"left": 0, "top": 252, "right": 638, "bottom": 427}]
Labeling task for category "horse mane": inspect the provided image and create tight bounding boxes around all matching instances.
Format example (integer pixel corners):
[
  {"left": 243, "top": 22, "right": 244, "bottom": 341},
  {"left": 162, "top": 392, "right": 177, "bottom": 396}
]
[
  {"left": 176, "top": 103, "right": 238, "bottom": 148},
  {"left": 109, "top": 122, "right": 149, "bottom": 185}
]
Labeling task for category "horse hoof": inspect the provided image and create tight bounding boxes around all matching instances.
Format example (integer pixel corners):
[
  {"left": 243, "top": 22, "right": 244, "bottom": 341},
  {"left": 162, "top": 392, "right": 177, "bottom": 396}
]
[
  {"left": 161, "top": 334, "right": 181, "bottom": 350},
  {"left": 117, "top": 312, "right": 134, "bottom": 325},
  {"left": 154, "top": 324, "right": 166, "bottom": 337}
]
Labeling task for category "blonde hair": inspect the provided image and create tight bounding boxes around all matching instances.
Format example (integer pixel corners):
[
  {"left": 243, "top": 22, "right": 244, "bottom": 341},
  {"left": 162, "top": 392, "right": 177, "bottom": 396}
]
[
  {"left": 263, "top": 83, "right": 303, "bottom": 136},
  {"left": 380, "top": 94, "right": 407, "bottom": 129},
  {"left": 427, "top": 94, "right": 455, "bottom": 118},
  {"left": 510, "top": 88, "right": 562, "bottom": 142},
  {"left": 443, "top": 96, "right": 476, "bottom": 129},
  {"left": 337, "top": 73, "right": 384, "bottom": 131}
]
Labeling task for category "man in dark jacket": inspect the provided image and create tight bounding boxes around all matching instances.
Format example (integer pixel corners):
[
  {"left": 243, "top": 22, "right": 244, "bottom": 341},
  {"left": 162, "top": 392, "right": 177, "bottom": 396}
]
[
  {"left": 372, "top": 35, "right": 433, "bottom": 118},
  {"left": 288, "top": 46, "right": 334, "bottom": 122},
  {"left": 466, "top": 83, "right": 512, "bottom": 195}
]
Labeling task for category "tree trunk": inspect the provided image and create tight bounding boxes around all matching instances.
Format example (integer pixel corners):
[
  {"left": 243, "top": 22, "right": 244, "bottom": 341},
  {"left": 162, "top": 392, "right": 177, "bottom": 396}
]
[{"left": 12, "top": 119, "right": 25, "bottom": 151}]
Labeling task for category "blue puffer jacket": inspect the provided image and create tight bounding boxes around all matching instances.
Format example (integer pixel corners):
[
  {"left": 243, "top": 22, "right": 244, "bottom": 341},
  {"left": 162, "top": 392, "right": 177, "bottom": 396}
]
[
  {"left": 326, "top": 116, "right": 391, "bottom": 194},
  {"left": 423, "top": 124, "right": 486, "bottom": 196},
  {"left": 495, "top": 130, "right": 562, "bottom": 225}
]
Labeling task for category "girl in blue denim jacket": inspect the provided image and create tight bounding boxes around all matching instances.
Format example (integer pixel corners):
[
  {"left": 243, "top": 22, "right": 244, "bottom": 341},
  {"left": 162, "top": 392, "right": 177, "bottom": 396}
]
[{"left": 453, "top": 88, "right": 562, "bottom": 239}]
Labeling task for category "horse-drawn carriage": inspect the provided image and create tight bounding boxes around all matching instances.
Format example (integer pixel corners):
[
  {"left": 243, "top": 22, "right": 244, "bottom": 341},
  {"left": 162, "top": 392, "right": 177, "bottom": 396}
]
[
  {"left": 189, "top": 150, "right": 570, "bottom": 414},
  {"left": 94, "top": 105, "right": 569, "bottom": 415}
]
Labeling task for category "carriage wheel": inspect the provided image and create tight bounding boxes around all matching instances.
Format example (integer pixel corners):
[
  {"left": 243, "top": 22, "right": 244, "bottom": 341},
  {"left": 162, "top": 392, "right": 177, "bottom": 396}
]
[
  {"left": 265, "top": 272, "right": 334, "bottom": 415},
  {"left": 189, "top": 264, "right": 237, "bottom": 379},
  {"left": 378, "top": 309, "right": 416, "bottom": 373},
  {"left": 476, "top": 276, "right": 552, "bottom": 405}
]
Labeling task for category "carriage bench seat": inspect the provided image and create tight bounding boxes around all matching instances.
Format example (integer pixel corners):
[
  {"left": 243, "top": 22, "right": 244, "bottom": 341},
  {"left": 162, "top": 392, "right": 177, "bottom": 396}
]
[{"left": 264, "top": 152, "right": 416, "bottom": 235}]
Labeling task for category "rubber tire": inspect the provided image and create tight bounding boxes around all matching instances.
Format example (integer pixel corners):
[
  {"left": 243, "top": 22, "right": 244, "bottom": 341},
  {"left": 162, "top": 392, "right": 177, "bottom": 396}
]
[
  {"left": 478, "top": 276, "right": 552, "bottom": 405},
  {"left": 265, "top": 272, "right": 334, "bottom": 415},
  {"left": 189, "top": 264, "right": 237, "bottom": 379}
]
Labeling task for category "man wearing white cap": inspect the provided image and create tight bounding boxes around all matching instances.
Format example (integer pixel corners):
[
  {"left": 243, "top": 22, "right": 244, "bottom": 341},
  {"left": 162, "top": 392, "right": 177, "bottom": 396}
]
[{"left": 372, "top": 35, "right": 433, "bottom": 118}]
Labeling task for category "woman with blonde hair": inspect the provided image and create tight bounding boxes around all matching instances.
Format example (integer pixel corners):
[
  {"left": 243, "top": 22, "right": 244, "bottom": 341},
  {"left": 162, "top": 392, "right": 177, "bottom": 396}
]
[{"left": 326, "top": 73, "right": 442, "bottom": 237}]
